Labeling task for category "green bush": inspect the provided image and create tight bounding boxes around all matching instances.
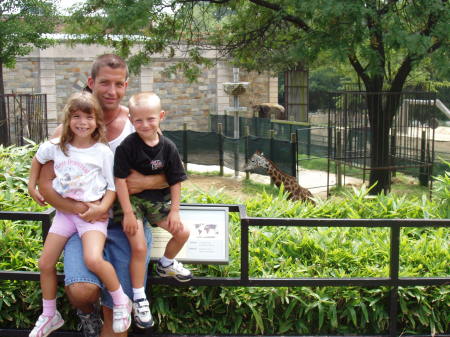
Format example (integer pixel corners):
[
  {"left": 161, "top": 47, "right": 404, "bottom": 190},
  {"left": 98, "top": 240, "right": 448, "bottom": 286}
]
[{"left": 0, "top": 144, "right": 449, "bottom": 334}]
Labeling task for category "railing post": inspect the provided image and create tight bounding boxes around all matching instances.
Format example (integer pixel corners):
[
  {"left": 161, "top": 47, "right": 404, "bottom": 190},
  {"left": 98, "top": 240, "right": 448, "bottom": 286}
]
[
  {"left": 419, "top": 130, "right": 428, "bottom": 187},
  {"left": 389, "top": 225, "right": 400, "bottom": 337},
  {"left": 245, "top": 126, "right": 250, "bottom": 180},
  {"left": 240, "top": 219, "right": 249, "bottom": 283},
  {"left": 183, "top": 123, "right": 188, "bottom": 168},
  {"left": 291, "top": 132, "right": 297, "bottom": 178},
  {"left": 336, "top": 130, "right": 342, "bottom": 188},
  {"left": 218, "top": 123, "right": 224, "bottom": 176},
  {"left": 269, "top": 129, "right": 275, "bottom": 185}
]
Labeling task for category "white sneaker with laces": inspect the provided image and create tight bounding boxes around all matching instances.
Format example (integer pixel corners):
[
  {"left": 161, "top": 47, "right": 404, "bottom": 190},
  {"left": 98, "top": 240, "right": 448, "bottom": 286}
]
[
  {"left": 112, "top": 298, "right": 132, "bottom": 333},
  {"left": 132, "top": 298, "right": 154, "bottom": 329},
  {"left": 29, "top": 311, "right": 64, "bottom": 337},
  {"left": 156, "top": 259, "right": 193, "bottom": 282}
]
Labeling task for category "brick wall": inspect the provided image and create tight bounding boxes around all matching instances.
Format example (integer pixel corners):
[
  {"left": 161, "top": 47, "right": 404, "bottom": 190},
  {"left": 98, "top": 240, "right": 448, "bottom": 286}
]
[{"left": 3, "top": 44, "right": 278, "bottom": 132}]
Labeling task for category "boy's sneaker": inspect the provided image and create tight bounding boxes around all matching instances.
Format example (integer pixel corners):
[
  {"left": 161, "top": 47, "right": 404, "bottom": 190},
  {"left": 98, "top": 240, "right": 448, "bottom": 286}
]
[
  {"left": 156, "top": 259, "right": 192, "bottom": 282},
  {"left": 112, "top": 298, "right": 132, "bottom": 333},
  {"left": 77, "top": 305, "right": 102, "bottom": 337},
  {"left": 29, "top": 311, "right": 64, "bottom": 337},
  {"left": 132, "top": 298, "right": 154, "bottom": 329}
]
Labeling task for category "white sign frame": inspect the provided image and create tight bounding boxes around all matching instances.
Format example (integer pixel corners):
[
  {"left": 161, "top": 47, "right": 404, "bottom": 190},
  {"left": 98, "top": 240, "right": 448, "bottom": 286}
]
[{"left": 150, "top": 205, "right": 229, "bottom": 264}]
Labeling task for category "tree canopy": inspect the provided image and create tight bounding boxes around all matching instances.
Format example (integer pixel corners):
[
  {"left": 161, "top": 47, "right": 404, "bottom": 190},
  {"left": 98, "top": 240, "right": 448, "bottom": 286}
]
[
  {"left": 67, "top": 0, "right": 449, "bottom": 193},
  {"left": 0, "top": 0, "right": 58, "bottom": 144}
]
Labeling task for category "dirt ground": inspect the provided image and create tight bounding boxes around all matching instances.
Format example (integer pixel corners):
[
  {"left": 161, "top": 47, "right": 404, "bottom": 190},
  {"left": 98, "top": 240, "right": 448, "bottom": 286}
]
[
  {"left": 183, "top": 175, "right": 251, "bottom": 200},
  {"left": 183, "top": 164, "right": 364, "bottom": 200}
]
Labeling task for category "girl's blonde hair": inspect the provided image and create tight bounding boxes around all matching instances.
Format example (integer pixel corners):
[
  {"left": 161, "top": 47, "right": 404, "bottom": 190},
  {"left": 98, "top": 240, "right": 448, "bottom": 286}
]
[{"left": 59, "top": 92, "right": 106, "bottom": 155}]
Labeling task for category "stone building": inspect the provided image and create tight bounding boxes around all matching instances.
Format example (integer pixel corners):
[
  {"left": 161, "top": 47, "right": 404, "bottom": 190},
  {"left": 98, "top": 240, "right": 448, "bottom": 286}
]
[{"left": 3, "top": 44, "right": 278, "bottom": 133}]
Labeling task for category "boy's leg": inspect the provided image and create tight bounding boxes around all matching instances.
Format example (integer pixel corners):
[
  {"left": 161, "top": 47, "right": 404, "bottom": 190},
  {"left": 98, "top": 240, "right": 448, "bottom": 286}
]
[
  {"left": 151, "top": 205, "right": 192, "bottom": 282},
  {"left": 155, "top": 218, "right": 190, "bottom": 259},
  {"left": 101, "top": 225, "right": 153, "bottom": 332},
  {"left": 125, "top": 220, "right": 153, "bottom": 328},
  {"left": 126, "top": 220, "right": 147, "bottom": 290},
  {"left": 64, "top": 234, "right": 103, "bottom": 337}
]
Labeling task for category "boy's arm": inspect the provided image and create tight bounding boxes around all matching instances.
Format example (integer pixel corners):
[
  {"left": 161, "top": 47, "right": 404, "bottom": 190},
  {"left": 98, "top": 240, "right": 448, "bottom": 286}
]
[
  {"left": 115, "top": 177, "right": 139, "bottom": 236},
  {"left": 126, "top": 170, "right": 169, "bottom": 194},
  {"left": 166, "top": 182, "right": 182, "bottom": 232},
  {"left": 38, "top": 161, "right": 88, "bottom": 214},
  {"left": 28, "top": 157, "right": 46, "bottom": 206}
]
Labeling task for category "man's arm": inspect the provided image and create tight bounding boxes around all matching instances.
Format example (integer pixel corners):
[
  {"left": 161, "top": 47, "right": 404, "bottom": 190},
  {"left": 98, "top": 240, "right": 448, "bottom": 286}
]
[
  {"left": 126, "top": 169, "right": 169, "bottom": 194},
  {"left": 38, "top": 161, "right": 88, "bottom": 214}
]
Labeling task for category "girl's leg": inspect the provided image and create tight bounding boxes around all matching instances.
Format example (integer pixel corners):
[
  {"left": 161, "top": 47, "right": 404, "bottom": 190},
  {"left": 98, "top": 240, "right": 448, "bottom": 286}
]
[
  {"left": 81, "top": 230, "right": 131, "bottom": 334},
  {"left": 29, "top": 234, "right": 67, "bottom": 337},
  {"left": 39, "top": 233, "right": 69, "bottom": 308},
  {"left": 81, "top": 230, "right": 121, "bottom": 293}
]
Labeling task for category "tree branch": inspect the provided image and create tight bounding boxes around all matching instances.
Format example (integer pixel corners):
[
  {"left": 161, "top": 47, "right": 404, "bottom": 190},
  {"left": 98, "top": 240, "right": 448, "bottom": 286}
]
[
  {"left": 247, "top": 0, "right": 311, "bottom": 31},
  {"left": 348, "top": 54, "right": 370, "bottom": 86},
  {"left": 390, "top": 55, "right": 413, "bottom": 92},
  {"left": 378, "top": 0, "right": 399, "bottom": 15}
]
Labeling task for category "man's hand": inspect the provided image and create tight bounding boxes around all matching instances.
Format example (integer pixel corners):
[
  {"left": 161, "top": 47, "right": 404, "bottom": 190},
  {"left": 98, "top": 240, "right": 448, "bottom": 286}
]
[
  {"left": 79, "top": 201, "right": 109, "bottom": 223},
  {"left": 123, "top": 212, "right": 139, "bottom": 236},
  {"left": 126, "top": 170, "right": 169, "bottom": 194},
  {"left": 167, "top": 210, "right": 182, "bottom": 233}
]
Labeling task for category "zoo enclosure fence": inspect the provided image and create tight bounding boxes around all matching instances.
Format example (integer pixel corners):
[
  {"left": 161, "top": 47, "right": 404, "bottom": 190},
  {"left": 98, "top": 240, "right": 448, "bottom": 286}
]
[
  {"left": 0, "top": 207, "right": 449, "bottom": 337},
  {"left": 0, "top": 94, "right": 48, "bottom": 146}
]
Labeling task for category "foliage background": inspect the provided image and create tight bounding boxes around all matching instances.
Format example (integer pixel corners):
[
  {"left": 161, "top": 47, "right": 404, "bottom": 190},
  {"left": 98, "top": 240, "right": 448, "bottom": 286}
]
[{"left": 0, "top": 144, "right": 449, "bottom": 334}]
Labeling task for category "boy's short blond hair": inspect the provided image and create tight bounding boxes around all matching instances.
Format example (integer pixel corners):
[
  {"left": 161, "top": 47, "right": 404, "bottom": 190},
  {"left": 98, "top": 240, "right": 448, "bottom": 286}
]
[{"left": 129, "top": 92, "right": 162, "bottom": 114}]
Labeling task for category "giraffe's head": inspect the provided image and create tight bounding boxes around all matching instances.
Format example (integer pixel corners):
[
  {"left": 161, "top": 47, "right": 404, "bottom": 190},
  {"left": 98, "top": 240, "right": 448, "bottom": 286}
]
[{"left": 244, "top": 150, "right": 270, "bottom": 171}]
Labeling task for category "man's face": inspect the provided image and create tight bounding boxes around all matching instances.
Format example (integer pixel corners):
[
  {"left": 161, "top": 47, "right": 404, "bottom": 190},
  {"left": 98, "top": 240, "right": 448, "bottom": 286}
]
[{"left": 87, "top": 66, "right": 128, "bottom": 112}]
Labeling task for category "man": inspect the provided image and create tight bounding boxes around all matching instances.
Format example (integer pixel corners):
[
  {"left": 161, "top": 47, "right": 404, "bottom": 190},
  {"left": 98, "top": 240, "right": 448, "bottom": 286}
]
[{"left": 38, "top": 54, "right": 167, "bottom": 337}]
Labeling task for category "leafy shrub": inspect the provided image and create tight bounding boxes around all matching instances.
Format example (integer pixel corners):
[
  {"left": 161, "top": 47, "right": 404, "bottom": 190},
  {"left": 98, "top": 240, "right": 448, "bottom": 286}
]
[{"left": 0, "top": 144, "right": 448, "bottom": 334}]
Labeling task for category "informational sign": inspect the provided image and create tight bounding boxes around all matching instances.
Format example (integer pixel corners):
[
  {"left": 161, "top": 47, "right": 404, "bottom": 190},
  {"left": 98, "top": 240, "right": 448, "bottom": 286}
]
[{"left": 150, "top": 206, "right": 229, "bottom": 264}]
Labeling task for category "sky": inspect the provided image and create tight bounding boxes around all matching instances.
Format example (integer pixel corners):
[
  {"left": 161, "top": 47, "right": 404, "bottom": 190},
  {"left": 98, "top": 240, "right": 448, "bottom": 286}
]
[{"left": 57, "top": 0, "right": 86, "bottom": 13}]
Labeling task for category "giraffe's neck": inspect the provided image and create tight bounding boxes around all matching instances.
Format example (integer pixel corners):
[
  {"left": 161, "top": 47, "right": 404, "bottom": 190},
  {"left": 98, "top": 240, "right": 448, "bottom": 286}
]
[{"left": 266, "top": 162, "right": 284, "bottom": 187}]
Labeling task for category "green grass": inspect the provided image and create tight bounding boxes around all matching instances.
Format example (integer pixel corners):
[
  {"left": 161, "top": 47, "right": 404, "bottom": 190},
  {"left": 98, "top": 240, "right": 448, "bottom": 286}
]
[{"left": 242, "top": 178, "right": 280, "bottom": 197}]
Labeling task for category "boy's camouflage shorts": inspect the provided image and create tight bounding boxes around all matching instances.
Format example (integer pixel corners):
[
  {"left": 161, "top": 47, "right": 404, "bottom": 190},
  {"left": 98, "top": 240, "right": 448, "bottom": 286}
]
[{"left": 112, "top": 196, "right": 171, "bottom": 226}]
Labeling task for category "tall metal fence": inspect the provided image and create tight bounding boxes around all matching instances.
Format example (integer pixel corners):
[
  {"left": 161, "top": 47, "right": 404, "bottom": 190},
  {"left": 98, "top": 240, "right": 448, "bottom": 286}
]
[
  {"left": 0, "top": 94, "right": 48, "bottom": 146},
  {"left": 328, "top": 91, "right": 437, "bottom": 186}
]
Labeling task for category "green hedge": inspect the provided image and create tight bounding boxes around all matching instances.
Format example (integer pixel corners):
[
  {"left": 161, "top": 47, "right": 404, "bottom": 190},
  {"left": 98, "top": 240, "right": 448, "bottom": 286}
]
[{"left": 0, "top": 143, "right": 449, "bottom": 335}]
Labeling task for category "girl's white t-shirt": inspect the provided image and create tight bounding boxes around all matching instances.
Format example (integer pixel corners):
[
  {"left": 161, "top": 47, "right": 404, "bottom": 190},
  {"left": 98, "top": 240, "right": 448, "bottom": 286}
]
[{"left": 35, "top": 139, "right": 115, "bottom": 202}]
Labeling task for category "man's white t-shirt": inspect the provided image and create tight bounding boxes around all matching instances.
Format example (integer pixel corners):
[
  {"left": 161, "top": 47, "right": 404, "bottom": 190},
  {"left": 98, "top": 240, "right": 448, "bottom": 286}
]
[
  {"left": 36, "top": 139, "right": 115, "bottom": 202},
  {"left": 108, "top": 119, "right": 135, "bottom": 154}
]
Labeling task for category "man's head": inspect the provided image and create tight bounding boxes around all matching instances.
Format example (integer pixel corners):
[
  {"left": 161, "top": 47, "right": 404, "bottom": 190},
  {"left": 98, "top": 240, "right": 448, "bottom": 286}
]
[
  {"left": 128, "top": 92, "right": 165, "bottom": 137},
  {"left": 87, "top": 54, "right": 128, "bottom": 113}
]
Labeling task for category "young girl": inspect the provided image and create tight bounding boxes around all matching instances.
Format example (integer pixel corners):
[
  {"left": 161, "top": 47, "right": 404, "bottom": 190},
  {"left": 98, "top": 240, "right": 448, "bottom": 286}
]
[{"left": 27, "top": 92, "right": 132, "bottom": 337}]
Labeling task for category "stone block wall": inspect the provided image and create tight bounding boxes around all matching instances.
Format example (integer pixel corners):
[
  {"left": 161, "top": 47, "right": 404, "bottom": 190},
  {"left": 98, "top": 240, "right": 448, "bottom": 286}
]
[{"left": 3, "top": 44, "right": 278, "bottom": 133}]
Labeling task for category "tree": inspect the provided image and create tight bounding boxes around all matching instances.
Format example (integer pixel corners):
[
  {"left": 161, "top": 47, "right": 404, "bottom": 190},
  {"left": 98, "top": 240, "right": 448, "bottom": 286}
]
[
  {"left": 0, "top": 0, "right": 57, "bottom": 145},
  {"left": 68, "top": 0, "right": 449, "bottom": 194}
]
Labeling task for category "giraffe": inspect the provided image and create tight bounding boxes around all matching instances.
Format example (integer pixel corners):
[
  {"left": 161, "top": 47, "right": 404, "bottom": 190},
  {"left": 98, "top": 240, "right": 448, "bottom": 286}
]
[{"left": 244, "top": 150, "right": 315, "bottom": 204}]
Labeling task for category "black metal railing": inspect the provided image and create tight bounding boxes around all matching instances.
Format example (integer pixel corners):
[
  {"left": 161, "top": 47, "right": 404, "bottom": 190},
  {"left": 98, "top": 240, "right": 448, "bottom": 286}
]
[{"left": 0, "top": 206, "right": 449, "bottom": 337}]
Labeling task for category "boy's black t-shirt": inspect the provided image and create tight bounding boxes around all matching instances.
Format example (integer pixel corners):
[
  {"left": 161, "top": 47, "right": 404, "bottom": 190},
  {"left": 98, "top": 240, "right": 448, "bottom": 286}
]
[{"left": 114, "top": 133, "right": 187, "bottom": 202}]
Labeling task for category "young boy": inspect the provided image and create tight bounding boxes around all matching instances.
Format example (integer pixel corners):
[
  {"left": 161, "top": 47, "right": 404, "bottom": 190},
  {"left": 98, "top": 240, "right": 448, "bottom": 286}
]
[{"left": 113, "top": 92, "right": 192, "bottom": 326}]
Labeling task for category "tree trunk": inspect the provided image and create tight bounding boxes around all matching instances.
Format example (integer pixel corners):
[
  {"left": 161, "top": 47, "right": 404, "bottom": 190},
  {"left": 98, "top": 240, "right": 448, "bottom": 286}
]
[
  {"left": 0, "top": 62, "right": 8, "bottom": 145},
  {"left": 367, "top": 92, "right": 402, "bottom": 194}
]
